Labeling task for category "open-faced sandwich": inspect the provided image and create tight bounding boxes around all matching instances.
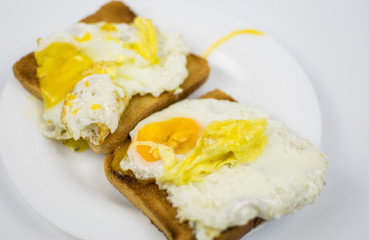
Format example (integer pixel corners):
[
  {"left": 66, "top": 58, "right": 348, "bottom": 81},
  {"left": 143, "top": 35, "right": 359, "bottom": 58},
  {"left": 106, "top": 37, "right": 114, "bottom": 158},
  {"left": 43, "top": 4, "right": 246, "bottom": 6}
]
[
  {"left": 13, "top": 1, "right": 209, "bottom": 154},
  {"left": 105, "top": 89, "right": 328, "bottom": 240}
]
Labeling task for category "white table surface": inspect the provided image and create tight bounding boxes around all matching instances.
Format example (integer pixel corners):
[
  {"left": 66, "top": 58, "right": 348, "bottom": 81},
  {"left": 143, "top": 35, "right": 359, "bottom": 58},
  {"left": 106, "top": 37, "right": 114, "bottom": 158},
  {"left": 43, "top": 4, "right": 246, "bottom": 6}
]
[{"left": 0, "top": 0, "right": 368, "bottom": 239}]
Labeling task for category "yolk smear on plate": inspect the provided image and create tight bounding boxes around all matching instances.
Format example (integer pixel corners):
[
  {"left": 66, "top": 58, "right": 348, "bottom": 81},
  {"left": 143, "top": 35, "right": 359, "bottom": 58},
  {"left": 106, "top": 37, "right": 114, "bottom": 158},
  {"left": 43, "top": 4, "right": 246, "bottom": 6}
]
[{"left": 202, "top": 29, "right": 264, "bottom": 58}]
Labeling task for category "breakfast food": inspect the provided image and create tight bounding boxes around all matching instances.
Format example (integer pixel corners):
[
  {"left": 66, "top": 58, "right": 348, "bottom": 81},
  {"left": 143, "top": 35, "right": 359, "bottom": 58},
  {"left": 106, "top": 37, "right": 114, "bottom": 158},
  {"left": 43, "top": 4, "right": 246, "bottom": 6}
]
[
  {"left": 13, "top": 1, "right": 209, "bottom": 153},
  {"left": 105, "top": 89, "right": 328, "bottom": 240}
]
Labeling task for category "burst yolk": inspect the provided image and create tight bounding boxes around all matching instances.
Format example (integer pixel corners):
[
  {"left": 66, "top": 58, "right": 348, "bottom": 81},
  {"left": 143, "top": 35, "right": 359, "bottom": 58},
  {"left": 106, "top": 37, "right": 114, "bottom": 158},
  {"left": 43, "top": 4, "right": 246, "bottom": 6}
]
[
  {"left": 135, "top": 118, "right": 202, "bottom": 162},
  {"left": 35, "top": 42, "right": 93, "bottom": 108},
  {"left": 202, "top": 29, "right": 264, "bottom": 58}
]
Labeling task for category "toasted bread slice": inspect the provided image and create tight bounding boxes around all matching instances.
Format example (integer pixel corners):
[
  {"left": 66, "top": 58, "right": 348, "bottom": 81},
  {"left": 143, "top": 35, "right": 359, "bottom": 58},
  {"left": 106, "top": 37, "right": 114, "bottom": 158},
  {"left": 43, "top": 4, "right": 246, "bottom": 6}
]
[
  {"left": 105, "top": 89, "right": 264, "bottom": 240},
  {"left": 12, "top": 1, "right": 209, "bottom": 154}
]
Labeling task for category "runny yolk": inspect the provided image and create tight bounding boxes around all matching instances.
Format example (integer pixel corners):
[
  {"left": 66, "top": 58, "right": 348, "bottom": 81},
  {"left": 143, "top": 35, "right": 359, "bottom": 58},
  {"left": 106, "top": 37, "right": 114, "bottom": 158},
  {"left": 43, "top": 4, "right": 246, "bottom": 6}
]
[
  {"left": 135, "top": 118, "right": 202, "bottom": 162},
  {"left": 35, "top": 42, "right": 93, "bottom": 108}
]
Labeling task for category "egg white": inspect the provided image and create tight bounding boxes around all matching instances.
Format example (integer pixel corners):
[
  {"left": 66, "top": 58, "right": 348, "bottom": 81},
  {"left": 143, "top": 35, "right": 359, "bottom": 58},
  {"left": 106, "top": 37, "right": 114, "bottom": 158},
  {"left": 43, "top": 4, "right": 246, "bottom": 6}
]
[{"left": 120, "top": 98, "right": 328, "bottom": 240}]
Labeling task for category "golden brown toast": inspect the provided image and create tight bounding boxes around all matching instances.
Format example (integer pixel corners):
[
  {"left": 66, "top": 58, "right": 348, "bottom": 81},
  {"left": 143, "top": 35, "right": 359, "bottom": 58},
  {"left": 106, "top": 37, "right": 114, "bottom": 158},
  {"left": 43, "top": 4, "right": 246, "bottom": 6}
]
[
  {"left": 12, "top": 1, "right": 209, "bottom": 154},
  {"left": 105, "top": 89, "right": 264, "bottom": 240}
]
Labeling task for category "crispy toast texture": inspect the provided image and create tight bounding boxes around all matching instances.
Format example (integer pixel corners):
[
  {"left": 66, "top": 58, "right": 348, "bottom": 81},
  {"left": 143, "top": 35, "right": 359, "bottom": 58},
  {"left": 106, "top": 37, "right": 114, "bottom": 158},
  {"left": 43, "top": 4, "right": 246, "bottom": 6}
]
[
  {"left": 12, "top": 1, "right": 209, "bottom": 154},
  {"left": 105, "top": 89, "right": 264, "bottom": 240}
]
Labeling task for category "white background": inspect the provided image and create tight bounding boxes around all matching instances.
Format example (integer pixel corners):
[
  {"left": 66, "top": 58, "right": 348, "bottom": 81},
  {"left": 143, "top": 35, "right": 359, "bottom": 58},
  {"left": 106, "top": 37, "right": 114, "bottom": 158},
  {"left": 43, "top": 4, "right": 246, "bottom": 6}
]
[{"left": 0, "top": 0, "right": 368, "bottom": 239}]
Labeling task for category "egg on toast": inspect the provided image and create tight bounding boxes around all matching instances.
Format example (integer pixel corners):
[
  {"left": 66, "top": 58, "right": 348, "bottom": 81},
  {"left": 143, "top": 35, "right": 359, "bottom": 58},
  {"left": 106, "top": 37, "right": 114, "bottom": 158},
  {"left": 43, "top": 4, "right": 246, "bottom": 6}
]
[
  {"left": 105, "top": 89, "right": 328, "bottom": 240},
  {"left": 13, "top": 1, "right": 209, "bottom": 154}
]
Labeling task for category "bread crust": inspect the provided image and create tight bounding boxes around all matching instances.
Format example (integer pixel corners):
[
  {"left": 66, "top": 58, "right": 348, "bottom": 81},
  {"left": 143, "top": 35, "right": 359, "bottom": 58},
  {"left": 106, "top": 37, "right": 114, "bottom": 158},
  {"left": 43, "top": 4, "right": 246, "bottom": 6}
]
[
  {"left": 105, "top": 90, "right": 264, "bottom": 240},
  {"left": 13, "top": 52, "right": 42, "bottom": 100},
  {"left": 12, "top": 1, "right": 209, "bottom": 154}
]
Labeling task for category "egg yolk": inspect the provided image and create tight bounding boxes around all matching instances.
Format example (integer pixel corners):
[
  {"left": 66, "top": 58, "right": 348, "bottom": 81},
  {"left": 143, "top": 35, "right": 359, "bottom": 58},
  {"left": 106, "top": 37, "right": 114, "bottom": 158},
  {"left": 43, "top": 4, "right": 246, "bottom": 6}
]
[
  {"left": 135, "top": 118, "right": 202, "bottom": 162},
  {"left": 159, "top": 119, "right": 268, "bottom": 185},
  {"left": 35, "top": 42, "right": 93, "bottom": 108}
]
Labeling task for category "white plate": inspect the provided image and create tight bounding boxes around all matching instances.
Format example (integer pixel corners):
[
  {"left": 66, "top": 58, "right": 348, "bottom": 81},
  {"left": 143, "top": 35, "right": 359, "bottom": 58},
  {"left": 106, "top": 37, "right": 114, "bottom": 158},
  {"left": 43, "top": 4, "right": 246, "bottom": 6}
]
[{"left": 0, "top": 1, "right": 321, "bottom": 240}]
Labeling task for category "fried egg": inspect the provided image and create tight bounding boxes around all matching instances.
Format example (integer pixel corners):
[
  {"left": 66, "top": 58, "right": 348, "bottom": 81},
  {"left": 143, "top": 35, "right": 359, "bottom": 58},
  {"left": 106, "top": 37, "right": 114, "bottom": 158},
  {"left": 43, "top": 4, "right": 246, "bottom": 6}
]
[
  {"left": 119, "top": 99, "right": 328, "bottom": 240},
  {"left": 35, "top": 18, "right": 189, "bottom": 144}
]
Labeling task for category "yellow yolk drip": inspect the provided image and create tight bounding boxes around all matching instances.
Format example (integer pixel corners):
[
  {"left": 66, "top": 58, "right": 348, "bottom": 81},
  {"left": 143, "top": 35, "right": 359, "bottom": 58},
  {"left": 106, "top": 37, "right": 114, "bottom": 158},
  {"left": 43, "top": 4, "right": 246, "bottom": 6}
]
[
  {"left": 159, "top": 119, "right": 268, "bottom": 185},
  {"left": 63, "top": 138, "right": 89, "bottom": 152},
  {"left": 35, "top": 42, "right": 93, "bottom": 108},
  {"left": 202, "top": 29, "right": 264, "bottom": 58},
  {"left": 131, "top": 17, "right": 159, "bottom": 65},
  {"left": 135, "top": 118, "right": 202, "bottom": 162}
]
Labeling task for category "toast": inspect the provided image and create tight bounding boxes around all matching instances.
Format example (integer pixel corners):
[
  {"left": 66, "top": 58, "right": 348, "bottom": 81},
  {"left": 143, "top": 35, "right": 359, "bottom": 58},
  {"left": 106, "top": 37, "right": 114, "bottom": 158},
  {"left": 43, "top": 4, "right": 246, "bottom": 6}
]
[
  {"left": 12, "top": 1, "right": 209, "bottom": 154},
  {"left": 105, "top": 89, "right": 264, "bottom": 240}
]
